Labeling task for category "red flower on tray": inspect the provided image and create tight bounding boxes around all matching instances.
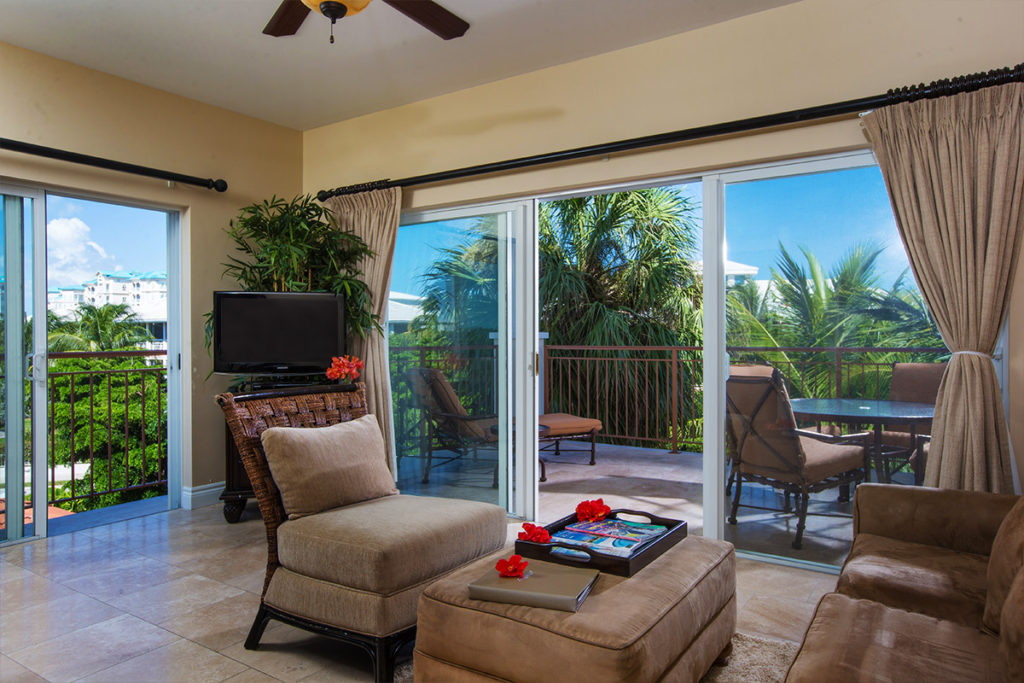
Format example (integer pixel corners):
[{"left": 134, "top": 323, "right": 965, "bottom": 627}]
[
  {"left": 518, "top": 522, "right": 552, "bottom": 543},
  {"left": 326, "top": 355, "right": 364, "bottom": 382},
  {"left": 496, "top": 554, "right": 529, "bottom": 578},
  {"left": 576, "top": 498, "right": 611, "bottom": 522}
]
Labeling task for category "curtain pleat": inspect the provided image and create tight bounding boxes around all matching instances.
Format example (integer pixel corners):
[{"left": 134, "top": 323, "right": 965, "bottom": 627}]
[
  {"left": 862, "top": 82, "right": 1024, "bottom": 493},
  {"left": 325, "top": 187, "right": 402, "bottom": 473}
]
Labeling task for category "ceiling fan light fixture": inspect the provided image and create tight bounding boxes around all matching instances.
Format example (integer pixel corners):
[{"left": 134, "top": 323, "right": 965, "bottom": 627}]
[{"left": 300, "top": 0, "right": 371, "bottom": 19}]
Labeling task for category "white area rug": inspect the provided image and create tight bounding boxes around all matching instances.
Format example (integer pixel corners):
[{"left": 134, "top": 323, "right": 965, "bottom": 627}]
[{"left": 393, "top": 631, "right": 798, "bottom": 682}]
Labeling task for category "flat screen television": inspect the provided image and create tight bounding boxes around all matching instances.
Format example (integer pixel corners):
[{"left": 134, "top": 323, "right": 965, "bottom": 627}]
[{"left": 213, "top": 291, "right": 346, "bottom": 375}]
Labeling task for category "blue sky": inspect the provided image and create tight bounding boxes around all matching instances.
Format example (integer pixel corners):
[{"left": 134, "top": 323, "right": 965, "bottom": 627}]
[
  {"left": 724, "top": 166, "right": 908, "bottom": 286},
  {"left": 45, "top": 195, "right": 168, "bottom": 289},
  {"left": 392, "top": 165, "right": 912, "bottom": 299}
]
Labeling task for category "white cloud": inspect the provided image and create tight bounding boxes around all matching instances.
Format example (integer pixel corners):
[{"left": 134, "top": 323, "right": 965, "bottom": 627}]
[{"left": 47, "top": 217, "right": 116, "bottom": 288}]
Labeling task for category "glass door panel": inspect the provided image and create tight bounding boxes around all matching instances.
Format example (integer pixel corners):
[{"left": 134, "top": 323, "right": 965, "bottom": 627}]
[
  {"left": 1, "top": 189, "right": 45, "bottom": 543},
  {"left": 389, "top": 203, "right": 534, "bottom": 515},
  {"left": 718, "top": 154, "right": 944, "bottom": 568}
]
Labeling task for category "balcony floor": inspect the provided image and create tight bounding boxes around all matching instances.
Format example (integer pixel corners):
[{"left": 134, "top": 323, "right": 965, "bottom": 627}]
[
  {"left": 0, "top": 459, "right": 843, "bottom": 682},
  {"left": 538, "top": 441, "right": 867, "bottom": 568}
]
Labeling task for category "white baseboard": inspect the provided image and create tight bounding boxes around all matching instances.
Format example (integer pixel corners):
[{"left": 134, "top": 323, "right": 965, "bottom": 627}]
[{"left": 181, "top": 481, "right": 225, "bottom": 510}]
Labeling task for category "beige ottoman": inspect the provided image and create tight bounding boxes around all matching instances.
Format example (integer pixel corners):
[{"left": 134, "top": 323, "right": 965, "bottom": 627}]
[{"left": 414, "top": 535, "right": 736, "bottom": 682}]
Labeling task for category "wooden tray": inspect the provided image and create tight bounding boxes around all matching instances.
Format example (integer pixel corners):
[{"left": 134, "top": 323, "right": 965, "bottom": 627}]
[{"left": 514, "top": 509, "right": 688, "bottom": 577}]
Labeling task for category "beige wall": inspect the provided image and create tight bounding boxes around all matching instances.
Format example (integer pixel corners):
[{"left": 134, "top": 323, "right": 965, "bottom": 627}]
[
  {"left": 0, "top": 41, "right": 302, "bottom": 490},
  {"left": 302, "top": 0, "right": 1024, "bottom": 483}
]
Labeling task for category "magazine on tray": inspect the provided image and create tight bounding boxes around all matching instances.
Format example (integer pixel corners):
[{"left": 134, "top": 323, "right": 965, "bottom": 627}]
[
  {"left": 550, "top": 529, "right": 640, "bottom": 558},
  {"left": 565, "top": 519, "right": 667, "bottom": 542}
]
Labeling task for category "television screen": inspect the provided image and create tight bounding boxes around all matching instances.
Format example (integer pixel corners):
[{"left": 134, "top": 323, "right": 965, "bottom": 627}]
[{"left": 213, "top": 291, "right": 346, "bottom": 375}]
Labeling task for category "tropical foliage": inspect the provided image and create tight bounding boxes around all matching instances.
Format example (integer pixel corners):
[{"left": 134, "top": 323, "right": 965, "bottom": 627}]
[
  {"left": 49, "top": 354, "right": 166, "bottom": 511},
  {"left": 47, "top": 303, "right": 152, "bottom": 351},
  {"left": 44, "top": 303, "right": 166, "bottom": 511},
  {"left": 221, "top": 194, "right": 377, "bottom": 340},
  {"left": 539, "top": 188, "right": 702, "bottom": 347},
  {"left": 726, "top": 242, "right": 945, "bottom": 398}
]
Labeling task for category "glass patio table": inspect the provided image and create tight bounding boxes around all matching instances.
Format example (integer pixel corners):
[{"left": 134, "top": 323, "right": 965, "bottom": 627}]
[{"left": 789, "top": 398, "right": 934, "bottom": 484}]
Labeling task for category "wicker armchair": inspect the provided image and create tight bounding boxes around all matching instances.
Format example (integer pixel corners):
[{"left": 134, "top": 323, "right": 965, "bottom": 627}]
[{"left": 216, "top": 383, "right": 507, "bottom": 682}]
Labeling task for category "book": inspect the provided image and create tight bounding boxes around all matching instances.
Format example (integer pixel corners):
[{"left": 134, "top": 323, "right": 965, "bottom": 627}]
[
  {"left": 550, "top": 529, "right": 640, "bottom": 557},
  {"left": 565, "top": 519, "right": 667, "bottom": 542},
  {"left": 468, "top": 559, "right": 599, "bottom": 612}
]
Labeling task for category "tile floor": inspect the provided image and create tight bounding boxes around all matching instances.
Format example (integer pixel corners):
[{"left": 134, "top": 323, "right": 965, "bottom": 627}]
[{"left": 0, "top": 500, "right": 834, "bottom": 682}]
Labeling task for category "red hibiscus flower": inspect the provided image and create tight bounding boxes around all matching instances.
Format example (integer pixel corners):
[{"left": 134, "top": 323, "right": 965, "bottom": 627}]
[
  {"left": 517, "top": 522, "right": 552, "bottom": 543},
  {"left": 326, "top": 355, "right": 363, "bottom": 382},
  {"left": 495, "top": 554, "right": 529, "bottom": 578},
  {"left": 576, "top": 498, "right": 611, "bottom": 522}
]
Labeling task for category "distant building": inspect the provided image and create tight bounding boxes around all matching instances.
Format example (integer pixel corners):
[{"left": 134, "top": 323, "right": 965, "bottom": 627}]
[
  {"left": 695, "top": 259, "right": 760, "bottom": 286},
  {"left": 387, "top": 291, "right": 424, "bottom": 335},
  {"left": 48, "top": 271, "right": 168, "bottom": 346}
]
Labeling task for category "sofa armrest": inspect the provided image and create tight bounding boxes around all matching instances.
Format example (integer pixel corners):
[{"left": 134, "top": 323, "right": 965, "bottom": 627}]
[{"left": 852, "top": 483, "right": 1018, "bottom": 557}]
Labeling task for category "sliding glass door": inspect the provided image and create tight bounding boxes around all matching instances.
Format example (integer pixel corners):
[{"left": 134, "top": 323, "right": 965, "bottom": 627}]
[
  {"left": 706, "top": 151, "right": 945, "bottom": 568},
  {"left": 0, "top": 185, "right": 48, "bottom": 543},
  {"left": 388, "top": 201, "right": 536, "bottom": 517}
]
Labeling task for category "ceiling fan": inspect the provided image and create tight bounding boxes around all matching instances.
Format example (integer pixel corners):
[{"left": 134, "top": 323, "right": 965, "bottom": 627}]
[{"left": 264, "top": 0, "right": 470, "bottom": 43}]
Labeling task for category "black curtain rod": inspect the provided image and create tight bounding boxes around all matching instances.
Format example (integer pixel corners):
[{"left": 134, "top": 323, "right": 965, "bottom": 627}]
[
  {"left": 317, "top": 61, "right": 1023, "bottom": 202},
  {"left": 0, "top": 137, "right": 228, "bottom": 192}
]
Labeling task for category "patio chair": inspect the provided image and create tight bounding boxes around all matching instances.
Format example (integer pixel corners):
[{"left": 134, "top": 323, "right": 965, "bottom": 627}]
[
  {"left": 406, "top": 367, "right": 499, "bottom": 486},
  {"left": 880, "top": 361, "right": 946, "bottom": 483},
  {"left": 726, "top": 365, "right": 870, "bottom": 549},
  {"left": 216, "top": 383, "right": 507, "bottom": 683}
]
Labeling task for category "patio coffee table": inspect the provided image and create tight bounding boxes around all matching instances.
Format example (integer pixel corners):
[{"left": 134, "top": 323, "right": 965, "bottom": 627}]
[
  {"left": 414, "top": 536, "right": 736, "bottom": 682},
  {"left": 790, "top": 398, "right": 934, "bottom": 484}
]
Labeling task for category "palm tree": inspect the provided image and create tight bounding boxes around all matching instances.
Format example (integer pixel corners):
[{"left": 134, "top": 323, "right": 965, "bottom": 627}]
[
  {"left": 727, "top": 242, "right": 944, "bottom": 398},
  {"left": 48, "top": 303, "right": 153, "bottom": 352},
  {"left": 539, "top": 187, "right": 702, "bottom": 347}
]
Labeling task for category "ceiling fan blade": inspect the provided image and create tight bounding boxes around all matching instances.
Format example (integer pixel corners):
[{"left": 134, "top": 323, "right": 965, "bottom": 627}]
[
  {"left": 381, "top": 0, "right": 470, "bottom": 40},
  {"left": 263, "top": 0, "right": 311, "bottom": 37}
]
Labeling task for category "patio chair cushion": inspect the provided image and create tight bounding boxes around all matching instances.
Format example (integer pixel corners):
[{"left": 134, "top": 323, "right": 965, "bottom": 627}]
[
  {"left": 738, "top": 436, "right": 862, "bottom": 484},
  {"left": 261, "top": 414, "right": 398, "bottom": 520},
  {"left": 837, "top": 532, "right": 989, "bottom": 628},
  {"left": 276, "top": 493, "right": 508, "bottom": 594},
  {"left": 983, "top": 494, "right": 1024, "bottom": 633},
  {"left": 538, "top": 413, "right": 602, "bottom": 437}
]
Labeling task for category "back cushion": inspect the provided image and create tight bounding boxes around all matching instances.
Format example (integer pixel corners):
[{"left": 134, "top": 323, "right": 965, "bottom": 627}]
[
  {"left": 261, "top": 414, "right": 398, "bottom": 519},
  {"left": 983, "top": 495, "right": 1024, "bottom": 633}
]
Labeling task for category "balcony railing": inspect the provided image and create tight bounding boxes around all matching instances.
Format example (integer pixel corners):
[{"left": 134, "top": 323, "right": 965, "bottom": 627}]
[
  {"left": 47, "top": 350, "right": 168, "bottom": 511},
  {"left": 389, "top": 343, "right": 948, "bottom": 455},
  {"left": 545, "top": 345, "right": 948, "bottom": 451}
]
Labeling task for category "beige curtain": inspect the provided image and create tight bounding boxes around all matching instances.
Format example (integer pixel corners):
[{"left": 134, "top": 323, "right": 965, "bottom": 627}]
[
  {"left": 862, "top": 82, "right": 1024, "bottom": 493},
  {"left": 324, "top": 187, "right": 402, "bottom": 472}
]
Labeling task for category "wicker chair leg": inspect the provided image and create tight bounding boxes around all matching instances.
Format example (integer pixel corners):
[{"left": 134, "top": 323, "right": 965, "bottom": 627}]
[
  {"left": 728, "top": 476, "right": 742, "bottom": 525},
  {"left": 539, "top": 457, "right": 547, "bottom": 483},
  {"left": 244, "top": 604, "right": 273, "bottom": 650},
  {"left": 792, "top": 491, "right": 810, "bottom": 550},
  {"left": 589, "top": 430, "right": 596, "bottom": 465}
]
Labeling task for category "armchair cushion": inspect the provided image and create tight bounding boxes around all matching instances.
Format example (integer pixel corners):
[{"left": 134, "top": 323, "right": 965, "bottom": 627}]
[
  {"left": 276, "top": 493, "right": 508, "bottom": 594},
  {"left": 983, "top": 495, "right": 1024, "bottom": 633},
  {"left": 785, "top": 594, "right": 1003, "bottom": 683},
  {"left": 261, "top": 414, "right": 398, "bottom": 519},
  {"left": 1000, "top": 568, "right": 1024, "bottom": 677},
  {"left": 837, "top": 532, "right": 989, "bottom": 627}
]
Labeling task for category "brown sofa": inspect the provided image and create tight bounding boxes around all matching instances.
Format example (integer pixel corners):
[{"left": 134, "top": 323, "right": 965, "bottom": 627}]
[{"left": 786, "top": 483, "right": 1024, "bottom": 682}]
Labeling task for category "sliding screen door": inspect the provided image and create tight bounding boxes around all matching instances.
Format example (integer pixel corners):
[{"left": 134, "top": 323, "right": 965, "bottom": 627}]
[{"left": 388, "top": 201, "right": 536, "bottom": 517}]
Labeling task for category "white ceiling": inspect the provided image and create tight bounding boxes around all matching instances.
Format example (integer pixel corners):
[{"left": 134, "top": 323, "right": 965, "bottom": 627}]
[{"left": 0, "top": 0, "right": 795, "bottom": 131}]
